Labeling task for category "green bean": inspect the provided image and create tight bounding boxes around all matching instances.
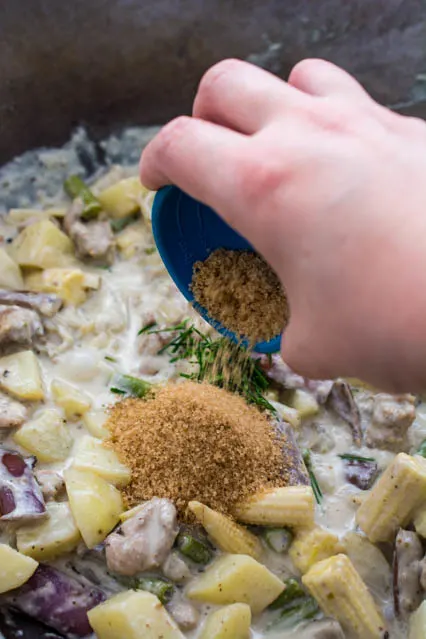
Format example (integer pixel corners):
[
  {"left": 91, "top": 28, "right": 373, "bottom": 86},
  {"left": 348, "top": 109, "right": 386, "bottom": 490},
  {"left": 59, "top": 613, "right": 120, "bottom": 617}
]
[
  {"left": 176, "top": 532, "right": 213, "bottom": 564},
  {"left": 110, "top": 374, "right": 151, "bottom": 398},
  {"left": 269, "top": 578, "right": 305, "bottom": 610},
  {"left": 132, "top": 576, "right": 174, "bottom": 604},
  {"left": 262, "top": 528, "right": 293, "bottom": 554},
  {"left": 64, "top": 175, "right": 102, "bottom": 220},
  {"left": 110, "top": 213, "right": 139, "bottom": 233},
  {"left": 418, "top": 440, "right": 426, "bottom": 458},
  {"left": 268, "top": 595, "right": 320, "bottom": 630}
]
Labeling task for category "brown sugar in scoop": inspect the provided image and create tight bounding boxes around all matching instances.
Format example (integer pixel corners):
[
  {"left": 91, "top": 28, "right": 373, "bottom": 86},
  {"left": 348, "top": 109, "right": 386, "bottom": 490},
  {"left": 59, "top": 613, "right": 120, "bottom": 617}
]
[{"left": 191, "top": 248, "right": 289, "bottom": 344}]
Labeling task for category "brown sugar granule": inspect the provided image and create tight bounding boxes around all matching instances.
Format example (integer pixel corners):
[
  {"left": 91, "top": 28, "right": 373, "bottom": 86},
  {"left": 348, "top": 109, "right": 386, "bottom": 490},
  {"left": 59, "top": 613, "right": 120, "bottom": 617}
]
[
  {"left": 191, "top": 249, "right": 289, "bottom": 344},
  {"left": 107, "top": 381, "right": 288, "bottom": 516}
]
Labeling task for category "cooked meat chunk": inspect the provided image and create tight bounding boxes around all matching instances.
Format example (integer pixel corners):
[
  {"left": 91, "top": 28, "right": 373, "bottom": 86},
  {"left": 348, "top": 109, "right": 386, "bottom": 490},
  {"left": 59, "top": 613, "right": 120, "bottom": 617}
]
[
  {"left": 34, "top": 470, "right": 65, "bottom": 501},
  {"left": 420, "top": 557, "right": 426, "bottom": 591},
  {"left": 64, "top": 200, "right": 114, "bottom": 265},
  {"left": 276, "top": 421, "right": 310, "bottom": 486},
  {"left": 105, "top": 497, "right": 178, "bottom": 576},
  {"left": 0, "top": 305, "right": 43, "bottom": 352},
  {"left": 0, "top": 290, "right": 62, "bottom": 317},
  {"left": 167, "top": 600, "right": 199, "bottom": 631},
  {"left": 0, "top": 392, "right": 27, "bottom": 428},
  {"left": 366, "top": 394, "right": 416, "bottom": 452},
  {"left": 394, "top": 529, "right": 423, "bottom": 617},
  {"left": 326, "top": 380, "right": 362, "bottom": 445},
  {"left": 299, "top": 619, "right": 345, "bottom": 638}
]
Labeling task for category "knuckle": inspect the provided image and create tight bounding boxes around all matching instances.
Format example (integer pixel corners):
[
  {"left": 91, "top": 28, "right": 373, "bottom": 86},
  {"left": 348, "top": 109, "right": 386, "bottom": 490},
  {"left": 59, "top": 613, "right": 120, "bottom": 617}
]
[
  {"left": 288, "top": 58, "right": 322, "bottom": 86},
  {"left": 157, "top": 116, "right": 193, "bottom": 157},
  {"left": 197, "top": 58, "right": 243, "bottom": 99},
  {"left": 234, "top": 155, "right": 286, "bottom": 208}
]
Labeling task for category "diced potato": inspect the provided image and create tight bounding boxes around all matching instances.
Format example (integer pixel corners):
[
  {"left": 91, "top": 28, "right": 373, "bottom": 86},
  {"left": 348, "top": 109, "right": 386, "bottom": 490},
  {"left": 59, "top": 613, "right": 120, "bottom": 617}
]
[
  {"left": 410, "top": 600, "right": 426, "bottom": 639},
  {"left": 116, "top": 222, "right": 147, "bottom": 258},
  {"left": 9, "top": 219, "right": 75, "bottom": 269},
  {"left": 199, "top": 603, "right": 251, "bottom": 639},
  {"left": 16, "top": 502, "right": 80, "bottom": 560},
  {"left": 186, "top": 554, "right": 284, "bottom": 614},
  {"left": 0, "top": 350, "right": 44, "bottom": 400},
  {"left": 0, "top": 544, "right": 38, "bottom": 593},
  {"left": 25, "top": 268, "right": 90, "bottom": 305},
  {"left": 290, "top": 526, "right": 344, "bottom": 573},
  {"left": 97, "top": 177, "right": 148, "bottom": 218},
  {"left": 0, "top": 248, "right": 24, "bottom": 290},
  {"left": 289, "top": 389, "right": 319, "bottom": 419},
  {"left": 120, "top": 503, "right": 145, "bottom": 522},
  {"left": 72, "top": 435, "right": 131, "bottom": 487},
  {"left": 83, "top": 410, "right": 111, "bottom": 440},
  {"left": 88, "top": 590, "right": 185, "bottom": 639},
  {"left": 51, "top": 378, "right": 92, "bottom": 418},
  {"left": 64, "top": 467, "right": 123, "bottom": 548},
  {"left": 13, "top": 408, "right": 73, "bottom": 462},
  {"left": 7, "top": 208, "right": 66, "bottom": 225},
  {"left": 343, "top": 532, "right": 392, "bottom": 599}
]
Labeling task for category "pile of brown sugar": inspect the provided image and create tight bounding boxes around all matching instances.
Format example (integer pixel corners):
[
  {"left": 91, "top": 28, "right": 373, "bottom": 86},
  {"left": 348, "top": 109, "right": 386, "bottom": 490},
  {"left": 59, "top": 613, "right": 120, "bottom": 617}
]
[
  {"left": 107, "top": 381, "right": 288, "bottom": 516},
  {"left": 191, "top": 249, "right": 289, "bottom": 344}
]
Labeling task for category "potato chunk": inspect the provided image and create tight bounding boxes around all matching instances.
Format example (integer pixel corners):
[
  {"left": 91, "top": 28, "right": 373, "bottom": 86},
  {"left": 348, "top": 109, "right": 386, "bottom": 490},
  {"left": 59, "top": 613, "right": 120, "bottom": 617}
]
[
  {"left": 186, "top": 554, "right": 284, "bottom": 614},
  {"left": 410, "top": 600, "right": 426, "bottom": 639},
  {"left": 51, "top": 378, "right": 92, "bottom": 418},
  {"left": 83, "top": 410, "right": 110, "bottom": 440},
  {"left": 16, "top": 502, "right": 80, "bottom": 560},
  {"left": 0, "top": 351, "right": 44, "bottom": 400},
  {"left": 25, "top": 268, "right": 91, "bottom": 306},
  {"left": 14, "top": 408, "right": 72, "bottom": 462},
  {"left": 97, "top": 177, "right": 148, "bottom": 218},
  {"left": 72, "top": 435, "right": 131, "bottom": 487},
  {"left": 0, "top": 544, "right": 38, "bottom": 593},
  {"left": 88, "top": 590, "right": 184, "bottom": 639},
  {"left": 199, "top": 604, "right": 251, "bottom": 639},
  {"left": 0, "top": 248, "right": 24, "bottom": 290},
  {"left": 64, "top": 467, "right": 123, "bottom": 548},
  {"left": 9, "top": 219, "right": 75, "bottom": 269}
]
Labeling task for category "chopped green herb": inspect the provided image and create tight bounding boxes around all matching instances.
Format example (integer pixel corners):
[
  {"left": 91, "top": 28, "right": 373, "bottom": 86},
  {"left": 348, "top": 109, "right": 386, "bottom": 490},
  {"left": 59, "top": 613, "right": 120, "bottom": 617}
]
[
  {"left": 339, "top": 453, "right": 376, "bottom": 463},
  {"left": 110, "top": 374, "right": 151, "bottom": 398},
  {"left": 64, "top": 175, "right": 102, "bottom": 220},
  {"left": 147, "top": 321, "right": 276, "bottom": 412},
  {"left": 110, "top": 213, "right": 139, "bottom": 233},
  {"left": 303, "top": 449, "right": 323, "bottom": 505},
  {"left": 138, "top": 321, "right": 157, "bottom": 335},
  {"left": 104, "top": 355, "right": 117, "bottom": 363}
]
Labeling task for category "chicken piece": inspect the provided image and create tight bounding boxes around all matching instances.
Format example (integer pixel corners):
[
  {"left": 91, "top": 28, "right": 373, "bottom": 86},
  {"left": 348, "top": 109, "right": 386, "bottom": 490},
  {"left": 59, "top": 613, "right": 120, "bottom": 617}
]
[
  {"left": 300, "top": 619, "right": 345, "bottom": 639},
  {"left": 167, "top": 599, "right": 199, "bottom": 631},
  {"left": 105, "top": 497, "right": 178, "bottom": 576},
  {"left": 394, "top": 529, "right": 423, "bottom": 618},
  {"left": 0, "top": 305, "right": 44, "bottom": 353},
  {"left": 64, "top": 200, "right": 114, "bottom": 265},
  {"left": 366, "top": 394, "right": 416, "bottom": 452},
  {"left": 0, "top": 289, "right": 62, "bottom": 317},
  {"left": 0, "top": 392, "right": 27, "bottom": 428},
  {"left": 34, "top": 469, "right": 65, "bottom": 501}
]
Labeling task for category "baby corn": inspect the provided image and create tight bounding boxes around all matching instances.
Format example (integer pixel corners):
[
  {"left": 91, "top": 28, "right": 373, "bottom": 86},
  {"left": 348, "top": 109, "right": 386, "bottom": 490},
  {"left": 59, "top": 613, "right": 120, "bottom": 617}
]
[
  {"left": 188, "top": 501, "right": 263, "bottom": 559},
  {"left": 233, "top": 486, "right": 315, "bottom": 528},
  {"left": 303, "top": 554, "right": 387, "bottom": 639},
  {"left": 356, "top": 453, "right": 426, "bottom": 542}
]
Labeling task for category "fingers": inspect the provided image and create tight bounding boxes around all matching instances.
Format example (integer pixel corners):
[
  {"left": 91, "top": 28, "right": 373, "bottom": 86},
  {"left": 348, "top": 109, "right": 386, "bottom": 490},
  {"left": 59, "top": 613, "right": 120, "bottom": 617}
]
[
  {"left": 193, "top": 58, "right": 310, "bottom": 134},
  {"left": 289, "top": 58, "right": 370, "bottom": 101},
  {"left": 140, "top": 116, "right": 248, "bottom": 211}
]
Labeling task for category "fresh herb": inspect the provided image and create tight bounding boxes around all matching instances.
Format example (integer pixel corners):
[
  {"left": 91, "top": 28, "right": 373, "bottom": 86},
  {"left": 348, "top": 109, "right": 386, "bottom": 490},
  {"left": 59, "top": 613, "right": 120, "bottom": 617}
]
[
  {"left": 64, "top": 174, "right": 102, "bottom": 220},
  {"left": 104, "top": 355, "right": 117, "bottom": 363},
  {"left": 110, "top": 374, "right": 151, "bottom": 398},
  {"left": 138, "top": 321, "right": 157, "bottom": 335},
  {"left": 110, "top": 213, "right": 139, "bottom": 233},
  {"left": 303, "top": 449, "right": 323, "bottom": 504},
  {"left": 146, "top": 320, "right": 275, "bottom": 412},
  {"left": 339, "top": 453, "right": 376, "bottom": 463},
  {"left": 418, "top": 440, "right": 426, "bottom": 458}
]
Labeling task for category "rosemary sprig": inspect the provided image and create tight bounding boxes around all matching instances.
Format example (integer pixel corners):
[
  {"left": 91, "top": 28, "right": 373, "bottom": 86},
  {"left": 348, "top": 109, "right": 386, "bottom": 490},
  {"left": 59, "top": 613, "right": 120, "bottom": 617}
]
[
  {"left": 145, "top": 320, "right": 275, "bottom": 412},
  {"left": 303, "top": 449, "right": 323, "bottom": 505},
  {"left": 138, "top": 321, "right": 158, "bottom": 335},
  {"left": 339, "top": 453, "right": 376, "bottom": 463}
]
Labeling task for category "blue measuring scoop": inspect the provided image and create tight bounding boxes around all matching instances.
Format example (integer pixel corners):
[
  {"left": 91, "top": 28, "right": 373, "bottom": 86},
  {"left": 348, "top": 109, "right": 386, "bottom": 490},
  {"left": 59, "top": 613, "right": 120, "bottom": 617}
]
[{"left": 151, "top": 185, "right": 281, "bottom": 354}]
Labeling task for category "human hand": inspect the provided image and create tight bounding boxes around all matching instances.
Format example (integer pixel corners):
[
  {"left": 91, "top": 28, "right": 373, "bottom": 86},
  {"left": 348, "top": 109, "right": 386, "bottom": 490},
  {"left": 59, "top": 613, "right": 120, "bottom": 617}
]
[{"left": 140, "top": 58, "right": 426, "bottom": 392}]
